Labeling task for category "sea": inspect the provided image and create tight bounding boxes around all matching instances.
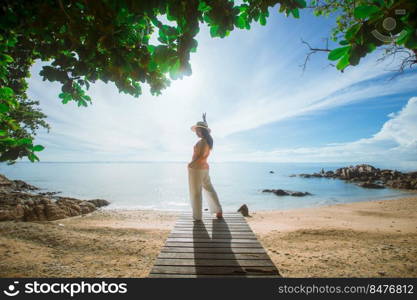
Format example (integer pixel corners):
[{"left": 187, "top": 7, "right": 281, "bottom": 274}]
[{"left": 0, "top": 162, "right": 414, "bottom": 212}]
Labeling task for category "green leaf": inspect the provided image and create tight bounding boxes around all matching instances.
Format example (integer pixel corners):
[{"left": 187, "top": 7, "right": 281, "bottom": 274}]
[
  {"left": 147, "top": 45, "right": 156, "bottom": 53},
  {"left": 190, "top": 39, "right": 198, "bottom": 53},
  {"left": 0, "top": 137, "right": 16, "bottom": 145},
  {"left": 210, "top": 25, "right": 219, "bottom": 37},
  {"left": 32, "top": 145, "right": 45, "bottom": 152},
  {"left": 336, "top": 54, "right": 350, "bottom": 71},
  {"left": 404, "top": 32, "right": 417, "bottom": 49},
  {"left": 295, "top": 0, "right": 307, "bottom": 8},
  {"left": 28, "top": 153, "right": 40, "bottom": 162},
  {"left": 0, "top": 103, "right": 10, "bottom": 113},
  {"left": 198, "top": 1, "right": 211, "bottom": 13},
  {"left": 0, "top": 87, "right": 14, "bottom": 100},
  {"left": 59, "top": 92, "right": 72, "bottom": 104},
  {"left": 148, "top": 60, "right": 157, "bottom": 72},
  {"left": 0, "top": 130, "right": 6, "bottom": 136},
  {"left": 16, "top": 138, "right": 32, "bottom": 146},
  {"left": 367, "top": 43, "right": 376, "bottom": 53},
  {"left": 169, "top": 59, "right": 181, "bottom": 80},
  {"left": 354, "top": 5, "right": 379, "bottom": 19},
  {"left": 345, "top": 23, "right": 362, "bottom": 40},
  {"left": 235, "top": 15, "right": 246, "bottom": 29},
  {"left": 1, "top": 54, "right": 14, "bottom": 63},
  {"left": 290, "top": 8, "right": 300, "bottom": 19},
  {"left": 259, "top": 14, "right": 267, "bottom": 25},
  {"left": 328, "top": 46, "right": 351, "bottom": 61}
]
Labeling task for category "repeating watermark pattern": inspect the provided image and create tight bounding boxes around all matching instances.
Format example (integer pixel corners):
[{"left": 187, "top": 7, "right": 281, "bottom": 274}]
[
  {"left": 2, "top": 281, "right": 127, "bottom": 298},
  {"left": 371, "top": 9, "right": 408, "bottom": 43}
]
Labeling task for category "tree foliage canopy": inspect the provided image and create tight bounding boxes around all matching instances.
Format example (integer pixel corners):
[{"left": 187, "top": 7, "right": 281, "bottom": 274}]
[{"left": 0, "top": 0, "right": 416, "bottom": 164}]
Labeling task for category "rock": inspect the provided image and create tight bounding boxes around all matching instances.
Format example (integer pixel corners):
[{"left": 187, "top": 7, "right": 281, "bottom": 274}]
[
  {"left": 0, "top": 173, "right": 111, "bottom": 222},
  {"left": 296, "top": 164, "right": 417, "bottom": 191},
  {"left": 12, "top": 180, "right": 38, "bottom": 191},
  {"left": 273, "top": 189, "right": 289, "bottom": 196},
  {"left": 237, "top": 204, "right": 249, "bottom": 217},
  {"left": 0, "top": 208, "right": 16, "bottom": 221},
  {"left": 44, "top": 203, "right": 67, "bottom": 220},
  {"left": 87, "top": 199, "right": 110, "bottom": 208},
  {"left": 79, "top": 201, "right": 96, "bottom": 214},
  {"left": 38, "top": 191, "right": 61, "bottom": 196},
  {"left": 291, "top": 191, "right": 312, "bottom": 197},
  {"left": 324, "top": 171, "right": 334, "bottom": 177},
  {"left": 262, "top": 189, "right": 311, "bottom": 197},
  {"left": 358, "top": 182, "right": 385, "bottom": 189}
]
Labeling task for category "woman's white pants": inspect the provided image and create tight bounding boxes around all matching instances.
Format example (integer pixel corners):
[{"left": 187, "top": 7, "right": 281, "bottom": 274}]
[{"left": 188, "top": 167, "right": 222, "bottom": 220}]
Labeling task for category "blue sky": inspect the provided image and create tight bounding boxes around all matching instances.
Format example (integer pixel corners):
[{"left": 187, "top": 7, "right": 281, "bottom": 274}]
[{"left": 27, "top": 8, "right": 417, "bottom": 168}]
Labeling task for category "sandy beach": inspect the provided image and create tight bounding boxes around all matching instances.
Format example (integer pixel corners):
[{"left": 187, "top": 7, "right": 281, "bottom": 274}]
[{"left": 0, "top": 196, "right": 416, "bottom": 278}]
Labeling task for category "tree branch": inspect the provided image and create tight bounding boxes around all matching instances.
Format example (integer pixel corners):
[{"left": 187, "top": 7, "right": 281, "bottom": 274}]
[{"left": 300, "top": 38, "right": 332, "bottom": 72}]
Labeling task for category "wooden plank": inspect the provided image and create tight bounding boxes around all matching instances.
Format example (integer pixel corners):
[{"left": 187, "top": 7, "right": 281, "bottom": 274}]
[
  {"left": 161, "top": 247, "right": 267, "bottom": 254},
  {"left": 173, "top": 227, "right": 251, "bottom": 231},
  {"left": 172, "top": 227, "right": 253, "bottom": 232},
  {"left": 170, "top": 232, "right": 255, "bottom": 236},
  {"left": 171, "top": 229, "right": 254, "bottom": 233},
  {"left": 174, "top": 223, "right": 250, "bottom": 228},
  {"left": 176, "top": 219, "right": 246, "bottom": 221},
  {"left": 173, "top": 226, "right": 251, "bottom": 229},
  {"left": 175, "top": 220, "right": 248, "bottom": 224},
  {"left": 154, "top": 258, "right": 274, "bottom": 267},
  {"left": 170, "top": 232, "right": 254, "bottom": 236},
  {"left": 165, "top": 242, "right": 262, "bottom": 248},
  {"left": 180, "top": 213, "right": 242, "bottom": 216},
  {"left": 177, "top": 218, "right": 246, "bottom": 224},
  {"left": 166, "top": 237, "right": 260, "bottom": 243},
  {"left": 169, "top": 234, "right": 256, "bottom": 239},
  {"left": 173, "top": 230, "right": 252, "bottom": 234},
  {"left": 177, "top": 217, "right": 246, "bottom": 223},
  {"left": 178, "top": 217, "right": 244, "bottom": 219},
  {"left": 157, "top": 252, "right": 270, "bottom": 260},
  {"left": 149, "top": 265, "right": 279, "bottom": 276},
  {"left": 148, "top": 212, "right": 280, "bottom": 278}
]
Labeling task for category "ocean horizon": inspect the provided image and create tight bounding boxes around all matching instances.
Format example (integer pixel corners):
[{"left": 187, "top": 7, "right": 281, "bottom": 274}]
[{"left": 1, "top": 161, "right": 414, "bottom": 212}]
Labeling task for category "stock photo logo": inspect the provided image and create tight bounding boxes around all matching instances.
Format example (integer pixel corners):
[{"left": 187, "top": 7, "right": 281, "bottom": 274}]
[
  {"left": 371, "top": 9, "right": 410, "bottom": 43},
  {"left": 2, "top": 281, "right": 128, "bottom": 297},
  {"left": 3, "top": 281, "right": 20, "bottom": 297}
]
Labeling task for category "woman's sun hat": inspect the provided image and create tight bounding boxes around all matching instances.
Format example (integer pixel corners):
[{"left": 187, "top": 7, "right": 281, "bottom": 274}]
[{"left": 191, "top": 113, "right": 211, "bottom": 133}]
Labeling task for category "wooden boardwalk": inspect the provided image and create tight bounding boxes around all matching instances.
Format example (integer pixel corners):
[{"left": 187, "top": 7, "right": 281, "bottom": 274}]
[{"left": 148, "top": 212, "right": 281, "bottom": 278}]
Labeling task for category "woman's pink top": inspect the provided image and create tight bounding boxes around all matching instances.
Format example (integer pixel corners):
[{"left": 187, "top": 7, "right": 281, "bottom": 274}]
[{"left": 190, "top": 139, "right": 210, "bottom": 169}]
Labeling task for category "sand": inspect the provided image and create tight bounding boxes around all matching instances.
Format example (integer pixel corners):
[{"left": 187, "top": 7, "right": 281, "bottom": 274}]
[{"left": 0, "top": 197, "right": 416, "bottom": 278}]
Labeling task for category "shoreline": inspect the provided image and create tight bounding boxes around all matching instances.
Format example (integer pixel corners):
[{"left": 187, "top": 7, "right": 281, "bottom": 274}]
[
  {"left": 100, "top": 189, "right": 417, "bottom": 213},
  {"left": 1, "top": 196, "right": 416, "bottom": 277}
]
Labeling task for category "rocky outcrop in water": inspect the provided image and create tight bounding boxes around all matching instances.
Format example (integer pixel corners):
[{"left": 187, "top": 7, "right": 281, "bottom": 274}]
[
  {"left": 262, "top": 189, "right": 312, "bottom": 197},
  {"left": 0, "top": 174, "right": 110, "bottom": 222},
  {"left": 295, "top": 164, "right": 417, "bottom": 190}
]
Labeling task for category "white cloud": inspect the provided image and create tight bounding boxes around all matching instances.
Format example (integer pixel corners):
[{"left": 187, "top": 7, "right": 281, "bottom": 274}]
[{"left": 218, "top": 97, "right": 417, "bottom": 169}]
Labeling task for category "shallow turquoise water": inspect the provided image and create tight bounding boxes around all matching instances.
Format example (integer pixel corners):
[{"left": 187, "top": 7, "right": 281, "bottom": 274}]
[{"left": 0, "top": 162, "right": 413, "bottom": 211}]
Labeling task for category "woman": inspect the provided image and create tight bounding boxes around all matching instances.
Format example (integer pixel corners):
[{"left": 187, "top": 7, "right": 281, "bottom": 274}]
[{"left": 188, "top": 113, "right": 223, "bottom": 221}]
